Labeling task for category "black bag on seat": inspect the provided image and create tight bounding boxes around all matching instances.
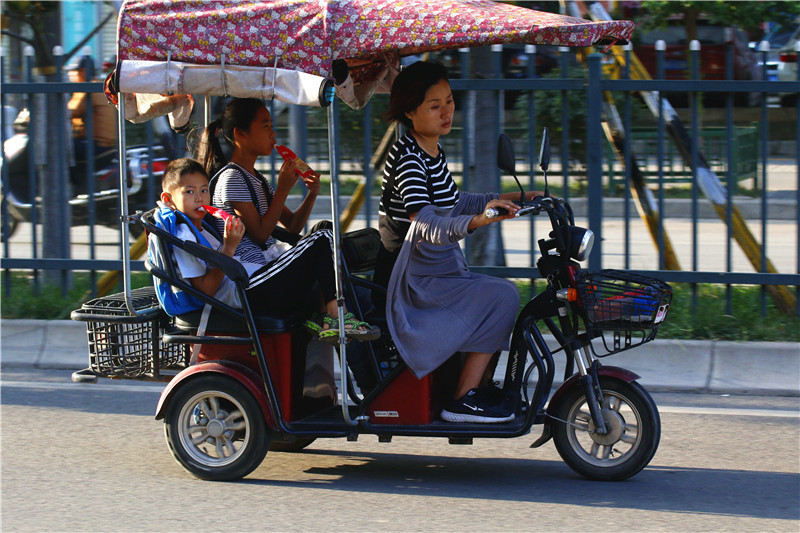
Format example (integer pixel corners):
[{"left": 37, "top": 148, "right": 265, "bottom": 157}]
[{"left": 341, "top": 227, "right": 381, "bottom": 273}]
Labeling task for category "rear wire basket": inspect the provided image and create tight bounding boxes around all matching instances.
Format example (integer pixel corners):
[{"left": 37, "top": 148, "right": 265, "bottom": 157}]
[
  {"left": 70, "top": 287, "right": 187, "bottom": 378},
  {"left": 576, "top": 270, "right": 672, "bottom": 357}
]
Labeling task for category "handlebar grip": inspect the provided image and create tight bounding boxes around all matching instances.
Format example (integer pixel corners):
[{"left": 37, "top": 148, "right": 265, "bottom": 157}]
[{"left": 485, "top": 207, "right": 508, "bottom": 219}]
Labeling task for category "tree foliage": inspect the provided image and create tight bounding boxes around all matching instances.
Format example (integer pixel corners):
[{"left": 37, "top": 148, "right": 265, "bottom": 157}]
[
  {"left": 1, "top": 1, "right": 61, "bottom": 68},
  {"left": 637, "top": 1, "right": 800, "bottom": 40}
]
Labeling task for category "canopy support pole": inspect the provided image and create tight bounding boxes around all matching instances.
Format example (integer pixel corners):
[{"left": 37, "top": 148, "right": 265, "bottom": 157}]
[
  {"left": 327, "top": 102, "right": 358, "bottom": 427},
  {"left": 118, "top": 95, "right": 147, "bottom": 315}
]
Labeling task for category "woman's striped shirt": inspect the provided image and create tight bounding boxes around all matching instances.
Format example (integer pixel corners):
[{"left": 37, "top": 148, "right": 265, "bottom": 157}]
[{"left": 378, "top": 133, "right": 459, "bottom": 250}]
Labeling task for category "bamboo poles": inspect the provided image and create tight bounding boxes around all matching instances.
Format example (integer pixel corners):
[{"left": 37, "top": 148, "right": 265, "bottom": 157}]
[{"left": 582, "top": 1, "right": 796, "bottom": 314}]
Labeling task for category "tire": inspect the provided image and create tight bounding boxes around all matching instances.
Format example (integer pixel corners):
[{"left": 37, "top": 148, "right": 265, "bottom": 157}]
[
  {"left": 1, "top": 217, "right": 18, "bottom": 242},
  {"left": 128, "top": 222, "right": 145, "bottom": 239},
  {"left": 164, "top": 375, "right": 269, "bottom": 481},
  {"left": 779, "top": 93, "right": 798, "bottom": 107},
  {"left": 551, "top": 378, "right": 660, "bottom": 481},
  {"left": 0, "top": 198, "right": 19, "bottom": 242},
  {"left": 269, "top": 436, "right": 316, "bottom": 452}
]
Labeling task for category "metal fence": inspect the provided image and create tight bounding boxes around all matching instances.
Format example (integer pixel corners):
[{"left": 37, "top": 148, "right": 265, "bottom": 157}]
[{"left": 2, "top": 46, "right": 799, "bottom": 313}]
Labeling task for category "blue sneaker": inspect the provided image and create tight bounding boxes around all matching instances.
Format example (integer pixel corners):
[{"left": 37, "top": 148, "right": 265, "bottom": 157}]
[
  {"left": 482, "top": 382, "right": 519, "bottom": 414},
  {"left": 441, "top": 389, "right": 515, "bottom": 423}
]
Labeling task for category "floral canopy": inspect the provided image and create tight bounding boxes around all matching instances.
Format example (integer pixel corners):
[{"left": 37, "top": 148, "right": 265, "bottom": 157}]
[{"left": 115, "top": 0, "right": 633, "bottom": 109}]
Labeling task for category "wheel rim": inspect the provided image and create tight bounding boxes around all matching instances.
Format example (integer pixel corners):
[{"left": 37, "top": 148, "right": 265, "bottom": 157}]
[
  {"left": 177, "top": 390, "right": 251, "bottom": 468},
  {"left": 564, "top": 390, "right": 643, "bottom": 468}
]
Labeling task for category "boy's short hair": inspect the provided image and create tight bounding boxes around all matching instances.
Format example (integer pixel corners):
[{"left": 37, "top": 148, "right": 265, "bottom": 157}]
[{"left": 162, "top": 158, "right": 208, "bottom": 193}]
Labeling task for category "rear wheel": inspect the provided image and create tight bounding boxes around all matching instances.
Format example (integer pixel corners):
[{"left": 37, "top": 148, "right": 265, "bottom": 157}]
[
  {"left": 780, "top": 93, "right": 798, "bottom": 107},
  {"left": 0, "top": 200, "right": 18, "bottom": 242},
  {"left": 551, "top": 378, "right": 660, "bottom": 481},
  {"left": 164, "top": 375, "right": 268, "bottom": 480}
]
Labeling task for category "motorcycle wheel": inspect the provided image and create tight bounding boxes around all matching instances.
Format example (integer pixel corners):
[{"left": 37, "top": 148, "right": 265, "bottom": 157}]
[
  {"left": 551, "top": 378, "right": 660, "bottom": 481},
  {"left": 0, "top": 208, "right": 18, "bottom": 242},
  {"left": 164, "top": 375, "right": 268, "bottom": 481},
  {"left": 128, "top": 223, "right": 144, "bottom": 239},
  {"left": 269, "top": 436, "right": 316, "bottom": 452}
]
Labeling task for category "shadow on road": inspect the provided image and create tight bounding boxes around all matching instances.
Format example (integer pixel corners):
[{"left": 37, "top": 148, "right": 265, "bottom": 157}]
[{"left": 239, "top": 448, "right": 799, "bottom": 521}]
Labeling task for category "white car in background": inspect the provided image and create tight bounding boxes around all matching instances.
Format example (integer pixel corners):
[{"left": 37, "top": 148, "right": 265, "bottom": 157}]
[
  {"left": 776, "top": 42, "right": 798, "bottom": 105},
  {"left": 766, "top": 19, "right": 800, "bottom": 105}
]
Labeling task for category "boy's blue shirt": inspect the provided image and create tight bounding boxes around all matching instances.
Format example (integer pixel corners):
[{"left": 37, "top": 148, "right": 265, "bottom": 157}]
[{"left": 148, "top": 205, "right": 219, "bottom": 316}]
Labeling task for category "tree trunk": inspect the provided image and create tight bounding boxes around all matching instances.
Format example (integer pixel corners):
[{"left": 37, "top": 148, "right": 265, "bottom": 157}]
[
  {"left": 465, "top": 46, "right": 505, "bottom": 267},
  {"left": 685, "top": 6, "right": 699, "bottom": 44},
  {"left": 36, "top": 6, "right": 72, "bottom": 288}
]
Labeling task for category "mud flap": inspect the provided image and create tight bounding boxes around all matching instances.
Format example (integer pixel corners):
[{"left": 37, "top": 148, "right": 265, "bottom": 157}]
[{"left": 530, "top": 425, "right": 551, "bottom": 448}]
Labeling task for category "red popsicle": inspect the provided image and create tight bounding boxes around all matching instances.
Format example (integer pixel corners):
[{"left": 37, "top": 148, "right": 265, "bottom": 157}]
[
  {"left": 275, "top": 145, "right": 315, "bottom": 178},
  {"left": 201, "top": 205, "right": 233, "bottom": 221}
]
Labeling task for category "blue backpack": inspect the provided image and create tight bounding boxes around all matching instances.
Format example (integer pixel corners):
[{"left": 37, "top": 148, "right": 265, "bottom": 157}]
[{"left": 147, "top": 207, "right": 217, "bottom": 317}]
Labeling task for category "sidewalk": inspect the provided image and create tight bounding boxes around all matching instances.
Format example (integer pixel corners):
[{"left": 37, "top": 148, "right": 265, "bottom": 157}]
[{"left": 2, "top": 319, "right": 797, "bottom": 396}]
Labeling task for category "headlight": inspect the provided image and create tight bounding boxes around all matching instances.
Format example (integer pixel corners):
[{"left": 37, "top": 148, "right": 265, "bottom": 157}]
[{"left": 569, "top": 226, "right": 594, "bottom": 261}]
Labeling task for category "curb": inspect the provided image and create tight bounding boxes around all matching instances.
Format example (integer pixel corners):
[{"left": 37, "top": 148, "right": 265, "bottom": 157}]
[{"left": 1, "top": 319, "right": 798, "bottom": 396}]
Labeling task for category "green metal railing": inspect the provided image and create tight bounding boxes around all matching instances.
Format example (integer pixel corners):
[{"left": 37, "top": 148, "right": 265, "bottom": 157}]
[{"left": 606, "top": 123, "right": 759, "bottom": 193}]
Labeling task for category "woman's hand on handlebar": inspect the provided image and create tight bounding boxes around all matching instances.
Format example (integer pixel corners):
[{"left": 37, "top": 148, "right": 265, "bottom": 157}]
[
  {"left": 499, "top": 190, "right": 546, "bottom": 203},
  {"left": 470, "top": 199, "right": 518, "bottom": 230}
]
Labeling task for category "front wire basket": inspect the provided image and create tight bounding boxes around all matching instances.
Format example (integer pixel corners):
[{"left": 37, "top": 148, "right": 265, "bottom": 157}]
[{"left": 576, "top": 270, "right": 672, "bottom": 357}]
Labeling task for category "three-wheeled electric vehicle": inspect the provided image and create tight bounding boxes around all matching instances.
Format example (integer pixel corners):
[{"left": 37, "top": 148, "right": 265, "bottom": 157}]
[{"left": 71, "top": 0, "right": 673, "bottom": 482}]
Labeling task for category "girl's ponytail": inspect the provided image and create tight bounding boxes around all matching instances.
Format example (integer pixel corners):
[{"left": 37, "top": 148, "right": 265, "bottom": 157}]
[
  {"left": 194, "top": 98, "right": 264, "bottom": 179},
  {"left": 196, "top": 119, "right": 228, "bottom": 179}
]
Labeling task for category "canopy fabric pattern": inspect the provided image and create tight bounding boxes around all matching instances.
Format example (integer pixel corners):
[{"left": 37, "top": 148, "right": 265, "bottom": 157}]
[{"left": 116, "top": 0, "right": 633, "bottom": 107}]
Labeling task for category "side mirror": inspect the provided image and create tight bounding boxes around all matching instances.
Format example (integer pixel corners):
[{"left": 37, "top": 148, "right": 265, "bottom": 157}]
[
  {"left": 497, "top": 134, "right": 516, "bottom": 176},
  {"left": 539, "top": 127, "right": 550, "bottom": 172}
]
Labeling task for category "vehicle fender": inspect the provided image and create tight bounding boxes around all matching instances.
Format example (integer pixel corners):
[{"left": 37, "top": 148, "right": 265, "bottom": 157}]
[
  {"left": 546, "top": 366, "right": 641, "bottom": 417},
  {"left": 155, "top": 361, "right": 274, "bottom": 428}
]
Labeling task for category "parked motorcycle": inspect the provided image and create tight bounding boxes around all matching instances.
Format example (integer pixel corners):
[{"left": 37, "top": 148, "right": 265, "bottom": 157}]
[{"left": 1, "top": 107, "right": 168, "bottom": 240}]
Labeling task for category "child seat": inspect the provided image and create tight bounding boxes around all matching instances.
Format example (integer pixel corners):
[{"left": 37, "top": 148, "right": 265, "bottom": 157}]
[
  {"left": 141, "top": 209, "right": 331, "bottom": 422},
  {"left": 141, "top": 208, "right": 304, "bottom": 335}
]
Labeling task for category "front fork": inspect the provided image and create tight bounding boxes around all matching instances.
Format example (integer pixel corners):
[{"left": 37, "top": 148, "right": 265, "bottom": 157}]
[
  {"left": 575, "top": 349, "right": 607, "bottom": 435},
  {"left": 557, "top": 302, "right": 609, "bottom": 435}
]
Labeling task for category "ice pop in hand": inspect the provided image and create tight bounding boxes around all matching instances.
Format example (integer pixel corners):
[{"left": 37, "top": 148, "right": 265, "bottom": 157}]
[
  {"left": 275, "top": 145, "right": 315, "bottom": 178},
  {"left": 201, "top": 205, "right": 233, "bottom": 221}
]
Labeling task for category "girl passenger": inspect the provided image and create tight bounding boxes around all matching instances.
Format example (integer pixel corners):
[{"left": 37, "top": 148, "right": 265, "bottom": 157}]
[{"left": 196, "top": 98, "right": 378, "bottom": 342}]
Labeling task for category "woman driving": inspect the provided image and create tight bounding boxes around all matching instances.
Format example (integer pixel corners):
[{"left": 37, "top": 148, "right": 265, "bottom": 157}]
[{"left": 378, "top": 61, "right": 542, "bottom": 423}]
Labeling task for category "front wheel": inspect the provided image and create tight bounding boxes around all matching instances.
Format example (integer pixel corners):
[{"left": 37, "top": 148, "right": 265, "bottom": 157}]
[
  {"left": 551, "top": 378, "right": 660, "bottom": 481},
  {"left": 164, "top": 375, "right": 269, "bottom": 481}
]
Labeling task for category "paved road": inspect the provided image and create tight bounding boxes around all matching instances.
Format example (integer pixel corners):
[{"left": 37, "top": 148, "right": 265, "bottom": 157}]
[{"left": 2, "top": 368, "right": 798, "bottom": 532}]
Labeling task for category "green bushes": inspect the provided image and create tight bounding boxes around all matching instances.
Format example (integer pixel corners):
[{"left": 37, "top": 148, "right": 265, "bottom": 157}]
[
  {"left": 513, "top": 280, "right": 799, "bottom": 342},
  {"left": 3, "top": 272, "right": 797, "bottom": 342}
]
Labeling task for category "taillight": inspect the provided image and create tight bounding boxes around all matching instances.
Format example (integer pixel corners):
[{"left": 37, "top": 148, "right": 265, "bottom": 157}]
[
  {"left": 151, "top": 159, "right": 168, "bottom": 173},
  {"left": 509, "top": 55, "right": 527, "bottom": 67},
  {"left": 141, "top": 159, "right": 168, "bottom": 173},
  {"left": 779, "top": 53, "right": 798, "bottom": 63}
]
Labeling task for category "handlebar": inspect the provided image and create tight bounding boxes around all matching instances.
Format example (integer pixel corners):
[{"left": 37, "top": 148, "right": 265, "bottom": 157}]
[{"left": 485, "top": 196, "right": 570, "bottom": 221}]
